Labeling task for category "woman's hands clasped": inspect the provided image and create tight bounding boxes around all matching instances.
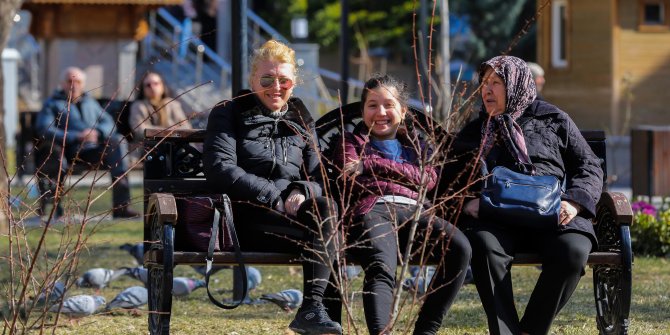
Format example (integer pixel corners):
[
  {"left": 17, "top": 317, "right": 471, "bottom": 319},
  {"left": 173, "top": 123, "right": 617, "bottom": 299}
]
[
  {"left": 343, "top": 159, "right": 363, "bottom": 177},
  {"left": 559, "top": 200, "right": 582, "bottom": 226},
  {"left": 464, "top": 199, "right": 480, "bottom": 219},
  {"left": 464, "top": 198, "right": 582, "bottom": 226},
  {"left": 284, "top": 189, "right": 306, "bottom": 217}
]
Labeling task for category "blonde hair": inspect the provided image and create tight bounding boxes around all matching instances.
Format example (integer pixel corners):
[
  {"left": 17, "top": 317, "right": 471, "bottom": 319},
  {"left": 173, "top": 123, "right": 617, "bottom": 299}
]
[{"left": 249, "top": 40, "right": 297, "bottom": 83}]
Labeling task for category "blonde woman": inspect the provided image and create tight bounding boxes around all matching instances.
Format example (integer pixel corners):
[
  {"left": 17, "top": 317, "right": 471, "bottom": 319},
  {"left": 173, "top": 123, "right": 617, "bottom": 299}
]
[
  {"left": 203, "top": 40, "right": 342, "bottom": 335},
  {"left": 129, "top": 71, "right": 192, "bottom": 140}
]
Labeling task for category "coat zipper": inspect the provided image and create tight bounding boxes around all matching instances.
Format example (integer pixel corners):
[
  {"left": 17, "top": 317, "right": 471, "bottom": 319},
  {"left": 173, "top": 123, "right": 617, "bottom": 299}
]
[{"left": 267, "top": 118, "right": 281, "bottom": 178}]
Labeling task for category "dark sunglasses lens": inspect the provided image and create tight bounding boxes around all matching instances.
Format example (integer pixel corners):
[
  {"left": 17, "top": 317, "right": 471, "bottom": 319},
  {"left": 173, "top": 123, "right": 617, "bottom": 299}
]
[
  {"left": 260, "top": 76, "right": 275, "bottom": 88},
  {"left": 260, "top": 76, "right": 292, "bottom": 88},
  {"left": 278, "top": 78, "right": 292, "bottom": 87}
]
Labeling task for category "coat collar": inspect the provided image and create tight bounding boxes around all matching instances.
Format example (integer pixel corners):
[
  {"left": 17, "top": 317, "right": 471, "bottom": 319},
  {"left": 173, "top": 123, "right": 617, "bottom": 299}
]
[{"left": 234, "top": 89, "right": 314, "bottom": 125}]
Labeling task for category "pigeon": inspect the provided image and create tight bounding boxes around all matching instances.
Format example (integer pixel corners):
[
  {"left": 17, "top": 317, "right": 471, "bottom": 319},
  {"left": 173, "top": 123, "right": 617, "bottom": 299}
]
[
  {"left": 260, "top": 289, "right": 303, "bottom": 312},
  {"left": 76, "top": 268, "right": 126, "bottom": 290},
  {"left": 119, "top": 243, "right": 144, "bottom": 265},
  {"left": 172, "top": 277, "right": 206, "bottom": 297},
  {"left": 105, "top": 286, "right": 148, "bottom": 311},
  {"left": 402, "top": 266, "right": 436, "bottom": 296},
  {"left": 34, "top": 281, "right": 66, "bottom": 306},
  {"left": 121, "top": 266, "right": 148, "bottom": 285},
  {"left": 246, "top": 266, "right": 262, "bottom": 292},
  {"left": 48, "top": 295, "right": 106, "bottom": 319},
  {"left": 17, "top": 281, "right": 66, "bottom": 320},
  {"left": 344, "top": 265, "right": 362, "bottom": 280}
]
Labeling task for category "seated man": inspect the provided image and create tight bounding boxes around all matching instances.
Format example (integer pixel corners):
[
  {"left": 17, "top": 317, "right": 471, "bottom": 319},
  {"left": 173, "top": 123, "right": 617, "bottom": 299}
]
[{"left": 35, "top": 66, "right": 138, "bottom": 218}]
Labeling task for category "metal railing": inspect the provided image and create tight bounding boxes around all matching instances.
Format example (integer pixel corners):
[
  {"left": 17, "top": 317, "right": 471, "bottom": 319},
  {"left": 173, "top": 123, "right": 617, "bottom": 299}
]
[{"left": 142, "top": 8, "right": 342, "bottom": 117}]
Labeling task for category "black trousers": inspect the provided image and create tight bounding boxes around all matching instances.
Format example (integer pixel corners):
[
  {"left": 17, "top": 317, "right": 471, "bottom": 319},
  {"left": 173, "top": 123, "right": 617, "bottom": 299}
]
[
  {"left": 464, "top": 219, "right": 592, "bottom": 335},
  {"left": 348, "top": 203, "right": 471, "bottom": 335},
  {"left": 232, "top": 196, "right": 339, "bottom": 303},
  {"left": 36, "top": 134, "right": 131, "bottom": 207}
]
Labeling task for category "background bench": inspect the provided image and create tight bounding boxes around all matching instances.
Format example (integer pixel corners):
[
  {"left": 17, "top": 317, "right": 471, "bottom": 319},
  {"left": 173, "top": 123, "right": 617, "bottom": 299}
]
[
  {"left": 14, "top": 98, "right": 134, "bottom": 179},
  {"left": 142, "top": 105, "right": 633, "bottom": 335}
]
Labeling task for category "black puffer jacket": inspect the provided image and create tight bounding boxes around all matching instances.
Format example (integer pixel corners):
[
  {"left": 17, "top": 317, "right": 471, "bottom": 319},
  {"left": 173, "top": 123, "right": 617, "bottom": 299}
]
[
  {"left": 203, "top": 90, "right": 322, "bottom": 207},
  {"left": 447, "top": 99, "right": 604, "bottom": 246}
]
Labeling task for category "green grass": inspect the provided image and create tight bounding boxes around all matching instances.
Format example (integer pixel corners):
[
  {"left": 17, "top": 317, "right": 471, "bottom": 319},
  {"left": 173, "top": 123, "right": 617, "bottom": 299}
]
[{"left": 2, "top": 186, "right": 669, "bottom": 334}]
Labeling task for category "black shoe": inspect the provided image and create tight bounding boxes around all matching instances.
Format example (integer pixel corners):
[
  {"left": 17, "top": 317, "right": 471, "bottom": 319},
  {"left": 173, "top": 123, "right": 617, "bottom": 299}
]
[
  {"left": 113, "top": 207, "right": 140, "bottom": 218},
  {"left": 289, "top": 301, "right": 342, "bottom": 335}
]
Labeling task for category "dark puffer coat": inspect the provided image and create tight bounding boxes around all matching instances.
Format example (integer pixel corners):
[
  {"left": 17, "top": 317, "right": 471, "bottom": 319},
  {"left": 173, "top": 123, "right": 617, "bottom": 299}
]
[
  {"left": 332, "top": 123, "right": 438, "bottom": 220},
  {"left": 448, "top": 99, "right": 604, "bottom": 246},
  {"left": 203, "top": 90, "right": 322, "bottom": 207}
]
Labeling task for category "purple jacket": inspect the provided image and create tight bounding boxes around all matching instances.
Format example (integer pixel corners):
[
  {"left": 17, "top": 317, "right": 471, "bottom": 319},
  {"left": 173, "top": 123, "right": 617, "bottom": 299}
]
[{"left": 332, "top": 124, "right": 438, "bottom": 220}]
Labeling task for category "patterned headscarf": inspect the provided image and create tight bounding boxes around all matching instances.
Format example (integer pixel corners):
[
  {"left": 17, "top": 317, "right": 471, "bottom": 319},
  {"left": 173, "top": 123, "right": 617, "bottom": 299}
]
[{"left": 479, "top": 55, "right": 537, "bottom": 173}]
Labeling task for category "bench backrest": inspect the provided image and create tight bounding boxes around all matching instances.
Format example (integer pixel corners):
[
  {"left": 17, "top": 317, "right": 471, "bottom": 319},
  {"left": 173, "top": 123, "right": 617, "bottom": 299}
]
[{"left": 142, "top": 105, "right": 608, "bottom": 196}]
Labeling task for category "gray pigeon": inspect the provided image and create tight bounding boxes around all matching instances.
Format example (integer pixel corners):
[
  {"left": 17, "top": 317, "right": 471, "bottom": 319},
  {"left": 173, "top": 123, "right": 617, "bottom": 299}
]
[
  {"left": 76, "top": 268, "right": 125, "bottom": 290},
  {"left": 119, "top": 243, "right": 144, "bottom": 265},
  {"left": 35, "top": 281, "right": 66, "bottom": 306},
  {"left": 344, "top": 265, "right": 362, "bottom": 280},
  {"left": 402, "top": 266, "right": 435, "bottom": 296},
  {"left": 17, "top": 281, "right": 66, "bottom": 320},
  {"left": 121, "top": 266, "right": 148, "bottom": 285},
  {"left": 49, "top": 295, "right": 106, "bottom": 319},
  {"left": 105, "top": 286, "right": 148, "bottom": 311},
  {"left": 260, "top": 289, "right": 303, "bottom": 312},
  {"left": 246, "top": 266, "right": 262, "bottom": 292},
  {"left": 172, "top": 277, "right": 205, "bottom": 297}
]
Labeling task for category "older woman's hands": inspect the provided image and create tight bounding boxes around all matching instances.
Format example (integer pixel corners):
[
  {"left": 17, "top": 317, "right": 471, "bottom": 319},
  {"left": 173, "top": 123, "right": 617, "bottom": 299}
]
[
  {"left": 464, "top": 199, "right": 480, "bottom": 219},
  {"left": 285, "top": 189, "right": 306, "bottom": 217},
  {"left": 560, "top": 200, "right": 582, "bottom": 225}
]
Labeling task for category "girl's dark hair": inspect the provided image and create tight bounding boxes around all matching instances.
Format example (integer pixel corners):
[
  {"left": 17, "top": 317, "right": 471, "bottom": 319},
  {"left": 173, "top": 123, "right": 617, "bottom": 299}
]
[
  {"left": 360, "top": 73, "right": 409, "bottom": 109},
  {"left": 136, "top": 71, "right": 171, "bottom": 101}
]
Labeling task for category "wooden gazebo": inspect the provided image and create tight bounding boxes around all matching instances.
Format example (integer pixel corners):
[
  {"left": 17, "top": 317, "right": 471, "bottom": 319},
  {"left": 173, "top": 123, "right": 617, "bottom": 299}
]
[{"left": 21, "top": 0, "right": 181, "bottom": 99}]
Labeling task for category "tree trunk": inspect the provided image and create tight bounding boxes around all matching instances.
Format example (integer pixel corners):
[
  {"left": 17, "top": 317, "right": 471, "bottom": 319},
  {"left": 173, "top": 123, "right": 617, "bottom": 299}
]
[{"left": 0, "top": 0, "right": 23, "bottom": 233}]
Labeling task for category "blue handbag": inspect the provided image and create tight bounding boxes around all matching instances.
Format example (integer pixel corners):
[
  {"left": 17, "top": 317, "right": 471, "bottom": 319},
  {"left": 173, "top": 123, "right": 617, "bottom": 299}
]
[{"left": 479, "top": 164, "right": 562, "bottom": 229}]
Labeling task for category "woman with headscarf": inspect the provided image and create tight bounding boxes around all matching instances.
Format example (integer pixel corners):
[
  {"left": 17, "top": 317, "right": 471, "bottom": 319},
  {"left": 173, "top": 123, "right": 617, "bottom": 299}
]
[{"left": 448, "top": 56, "right": 603, "bottom": 335}]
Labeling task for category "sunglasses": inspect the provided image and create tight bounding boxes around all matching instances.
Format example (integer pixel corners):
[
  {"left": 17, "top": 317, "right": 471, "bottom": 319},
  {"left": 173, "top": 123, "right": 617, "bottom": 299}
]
[
  {"left": 259, "top": 75, "right": 294, "bottom": 89},
  {"left": 144, "top": 81, "right": 162, "bottom": 88}
]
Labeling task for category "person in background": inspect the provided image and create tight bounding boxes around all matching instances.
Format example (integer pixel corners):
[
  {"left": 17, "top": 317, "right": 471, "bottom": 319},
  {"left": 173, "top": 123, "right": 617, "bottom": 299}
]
[
  {"left": 450, "top": 56, "right": 603, "bottom": 335},
  {"left": 526, "top": 61, "right": 545, "bottom": 100},
  {"left": 129, "top": 71, "right": 192, "bottom": 140},
  {"left": 333, "top": 74, "right": 471, "bottom": 335},
  {"left": 35, "top": 66, "right": 138, "bottom": 218},
  {"left": 203, "top": 40, "right": 342, "bottom": 335}
]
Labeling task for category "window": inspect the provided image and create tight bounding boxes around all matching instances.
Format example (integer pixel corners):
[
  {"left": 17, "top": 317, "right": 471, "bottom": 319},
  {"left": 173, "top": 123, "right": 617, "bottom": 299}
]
[
  {"left": 551, "top": 0, "right": 568, "bottom": 68},
  {"left": 638, "top": 0, "right": 670, "bottom": 31}
]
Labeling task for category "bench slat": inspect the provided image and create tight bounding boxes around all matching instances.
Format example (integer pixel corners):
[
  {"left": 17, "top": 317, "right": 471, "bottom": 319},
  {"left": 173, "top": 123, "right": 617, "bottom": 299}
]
[
  {"left": 144, "top": 250, "right": 622, "bottom": 267},
  {"left": 144, "top": 179, "right": 211, "bottom": 195}
]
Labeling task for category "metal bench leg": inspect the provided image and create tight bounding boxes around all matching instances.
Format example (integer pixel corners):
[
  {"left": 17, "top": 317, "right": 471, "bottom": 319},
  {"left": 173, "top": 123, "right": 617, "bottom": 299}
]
[{"left": 594, "top": 193, "right": 633, "bottom": 335}]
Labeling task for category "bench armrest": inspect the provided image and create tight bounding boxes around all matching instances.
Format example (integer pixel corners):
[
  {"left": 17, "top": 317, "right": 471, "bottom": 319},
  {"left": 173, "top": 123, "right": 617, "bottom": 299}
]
[
  {"left": 594, "top": 191, "right": 633, "bottom": 252},
  {"left": 596, "top": 191, "right": 633, "bottom": 227},
  {"left": 147, "top": 193, "right": 178, "bottom": 225}
]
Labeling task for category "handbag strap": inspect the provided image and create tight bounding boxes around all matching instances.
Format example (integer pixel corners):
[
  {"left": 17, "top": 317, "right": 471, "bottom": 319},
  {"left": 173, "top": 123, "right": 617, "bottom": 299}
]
[{"left": 205, "top": 194, "right": 248, "bottom": 309}]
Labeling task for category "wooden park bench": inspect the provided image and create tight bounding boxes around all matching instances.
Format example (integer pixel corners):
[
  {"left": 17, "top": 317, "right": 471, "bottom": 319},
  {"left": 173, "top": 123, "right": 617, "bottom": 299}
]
[{"left": 142, "top": 104, "right": 633, "bottom": 335}]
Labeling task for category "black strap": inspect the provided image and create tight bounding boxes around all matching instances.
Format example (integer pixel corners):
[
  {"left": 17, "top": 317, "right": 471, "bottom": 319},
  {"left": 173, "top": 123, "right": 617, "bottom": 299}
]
[{"left": 205, "top": 194, "right": 248, "bottom": 309}]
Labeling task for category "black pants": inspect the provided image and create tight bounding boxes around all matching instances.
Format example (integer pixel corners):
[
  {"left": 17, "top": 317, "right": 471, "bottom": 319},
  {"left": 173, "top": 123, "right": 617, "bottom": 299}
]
[
  {"left": 36, "top": 134, "right": 131, "bottom": 207},
  {"left": 349, "top": 203, "right": 471, "bottom": 335},
  {"left": 232, "top": 196, "right": 339, "bottom": 303},
  {"left": 464, "top": 219, "right": 592, "bottom": 335}
]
